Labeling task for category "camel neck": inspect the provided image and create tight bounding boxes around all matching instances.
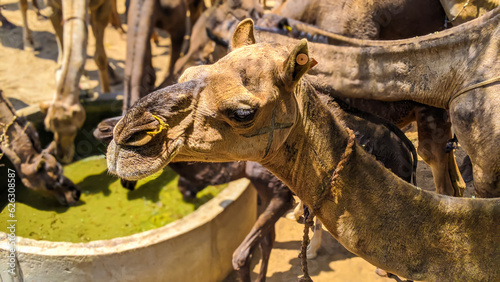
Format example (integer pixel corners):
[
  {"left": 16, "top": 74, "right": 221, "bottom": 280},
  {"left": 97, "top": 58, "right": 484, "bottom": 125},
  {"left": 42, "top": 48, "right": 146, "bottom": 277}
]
[
  {"left": 257, "top": 8, "right": 500, "bottom": 108},
  {"left": 260, "top": 80, "right": 499, "bottom": 280}
]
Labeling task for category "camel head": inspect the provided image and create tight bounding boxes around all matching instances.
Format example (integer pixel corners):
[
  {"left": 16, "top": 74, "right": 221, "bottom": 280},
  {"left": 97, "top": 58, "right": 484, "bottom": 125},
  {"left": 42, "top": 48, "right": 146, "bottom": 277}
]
[
  {"left": 40, "top": 101, "right": 86, "bottom": 163},
  {"left": 20, "top": 150, "right": 81, "bottom": 205},
  {"left": 107, "top": 19, "right": 312, "bottom": 180}
]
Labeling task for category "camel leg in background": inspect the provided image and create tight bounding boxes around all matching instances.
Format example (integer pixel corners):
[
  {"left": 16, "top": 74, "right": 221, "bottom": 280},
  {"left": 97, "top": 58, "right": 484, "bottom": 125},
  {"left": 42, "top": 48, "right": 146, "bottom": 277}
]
[
  {"left": 109, "top": 0, "right": 125, "bottom": 33},
  {"left": 233, "top": 180, "right": 294, "bottom": 282},
  {"left": 257, "top": 228, "right": 275, "bottom": 282},
  {"left": 19, "top": 0, "right": 35, "bottom": 50},
  {"left": 289, "top": 200, "right": 322, "bottom": 258},
  {"left": 46, "top": 0, "right": 63, "bottom": 65},
  {"left": 90, "top": 2, "right": 112, "bottom": 93},
  {"left": 415, "top": 106, "right": 465, "bottom": 197}
]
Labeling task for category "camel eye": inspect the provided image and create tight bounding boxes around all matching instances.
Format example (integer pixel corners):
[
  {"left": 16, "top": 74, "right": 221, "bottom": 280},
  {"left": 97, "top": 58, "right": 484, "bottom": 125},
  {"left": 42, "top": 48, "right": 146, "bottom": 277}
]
[{"left": 230, "top": 108, "right": 255, "bottom": 122}]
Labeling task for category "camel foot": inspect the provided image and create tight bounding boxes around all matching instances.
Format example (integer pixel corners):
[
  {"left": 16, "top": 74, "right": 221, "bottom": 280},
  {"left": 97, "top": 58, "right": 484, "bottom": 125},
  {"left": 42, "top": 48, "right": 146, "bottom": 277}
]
[
  {"left": 23, "top": 40, "right": 40, "bottom": 52},
  {"left": 306, "top": 248, "right": 318, "bottom": 259}
]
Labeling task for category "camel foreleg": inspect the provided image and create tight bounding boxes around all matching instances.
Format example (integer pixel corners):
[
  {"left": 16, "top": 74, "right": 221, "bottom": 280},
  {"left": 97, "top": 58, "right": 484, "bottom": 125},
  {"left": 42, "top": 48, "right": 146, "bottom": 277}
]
[{"left": 232, "top": 184, "right": 293, "bottom": 282}]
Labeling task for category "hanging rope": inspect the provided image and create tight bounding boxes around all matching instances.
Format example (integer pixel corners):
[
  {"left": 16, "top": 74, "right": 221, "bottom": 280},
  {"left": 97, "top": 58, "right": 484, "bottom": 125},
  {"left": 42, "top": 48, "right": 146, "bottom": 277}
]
[{"left": 298, "top": 128, "right": 356, "bottom": 281}]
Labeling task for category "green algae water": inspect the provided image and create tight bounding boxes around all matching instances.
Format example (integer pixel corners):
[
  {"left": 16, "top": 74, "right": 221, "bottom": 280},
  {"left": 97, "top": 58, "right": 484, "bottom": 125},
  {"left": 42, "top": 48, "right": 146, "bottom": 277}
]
[{"left": 0, "top": 155, "right": 226, "bottom": 243}]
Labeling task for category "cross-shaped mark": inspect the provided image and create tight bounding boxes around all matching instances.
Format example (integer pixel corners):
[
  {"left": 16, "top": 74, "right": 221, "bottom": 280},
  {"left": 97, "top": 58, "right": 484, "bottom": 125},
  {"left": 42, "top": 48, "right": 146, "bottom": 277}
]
[{"left": 242, "top": 107, "right": 293, "bottom": 158}]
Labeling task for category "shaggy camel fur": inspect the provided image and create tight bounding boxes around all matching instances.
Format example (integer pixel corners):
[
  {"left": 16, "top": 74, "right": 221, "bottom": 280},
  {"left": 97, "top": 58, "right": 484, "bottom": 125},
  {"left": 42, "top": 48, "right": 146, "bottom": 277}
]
[
  {"left": 107, "top": 20, "right": 500, "bottom": 281},
  {"left": 0, "top": 91, "right": 80, "bottom": 205},
  {"left": 271, "top": 0, "right": 446, "bottom": 39}
]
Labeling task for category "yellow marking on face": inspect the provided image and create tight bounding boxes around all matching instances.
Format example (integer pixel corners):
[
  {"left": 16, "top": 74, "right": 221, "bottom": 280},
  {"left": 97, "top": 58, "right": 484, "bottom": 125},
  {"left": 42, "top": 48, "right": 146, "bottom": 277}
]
[{"left": 146, "top": 115, "right": 169, "bottom": 136}]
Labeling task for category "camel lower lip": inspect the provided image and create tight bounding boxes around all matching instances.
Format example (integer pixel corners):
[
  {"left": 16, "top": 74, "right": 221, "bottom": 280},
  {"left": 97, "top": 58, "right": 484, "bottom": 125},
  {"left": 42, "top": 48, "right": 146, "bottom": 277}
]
[{"left": 108, "top": 138, "right": 183, "bottom": 181}]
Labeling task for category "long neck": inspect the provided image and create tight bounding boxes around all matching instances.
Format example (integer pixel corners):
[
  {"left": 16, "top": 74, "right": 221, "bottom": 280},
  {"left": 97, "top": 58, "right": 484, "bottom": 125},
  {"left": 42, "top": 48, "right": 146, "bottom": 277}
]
[
  {"left": 56, "top": 0, "right": 88, "bottom": 104},
  {"left": 257, "top": 8, "right": 500, "bottom": 108},
  {"left": 261, "top": 80, "right": 500, "bottom": 280}
]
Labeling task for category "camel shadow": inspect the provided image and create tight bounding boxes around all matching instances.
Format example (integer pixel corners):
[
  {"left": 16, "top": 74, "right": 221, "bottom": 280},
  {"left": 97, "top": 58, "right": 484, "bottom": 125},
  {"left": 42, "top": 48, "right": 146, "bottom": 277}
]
[
  {"left": 76, "top": 169, "right": 117, "bottom": 196},
  {"left": 1, "top": 2, "right": 20, "bottom": 11},
  {"left": 127, "top": 169, "right": 178, "bottom": 203},
  {"left": 0, "top": 25, "right": 55, "bottom": 56},
  {"left": 84, "top": 57, "right": 127, "bottom": 89}
]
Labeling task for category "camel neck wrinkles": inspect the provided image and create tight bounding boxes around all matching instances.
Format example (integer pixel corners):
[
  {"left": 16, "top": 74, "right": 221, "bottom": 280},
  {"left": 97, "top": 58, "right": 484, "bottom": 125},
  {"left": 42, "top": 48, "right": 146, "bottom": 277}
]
[{"left": 261, "top": 80, "right": 500, "bottom": 281}]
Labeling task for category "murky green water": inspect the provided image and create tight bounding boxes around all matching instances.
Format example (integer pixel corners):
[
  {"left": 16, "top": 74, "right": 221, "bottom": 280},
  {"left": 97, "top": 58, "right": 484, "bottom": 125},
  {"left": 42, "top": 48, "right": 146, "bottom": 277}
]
[{"left": 0, "top": 155, "right": 226, "bottom": 242}]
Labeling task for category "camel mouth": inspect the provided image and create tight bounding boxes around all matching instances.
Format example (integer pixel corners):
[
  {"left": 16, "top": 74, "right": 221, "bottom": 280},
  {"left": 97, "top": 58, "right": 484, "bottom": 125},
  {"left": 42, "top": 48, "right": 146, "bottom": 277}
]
[{"left": 106, "top": 138, "right": 183, "bottom": 181}]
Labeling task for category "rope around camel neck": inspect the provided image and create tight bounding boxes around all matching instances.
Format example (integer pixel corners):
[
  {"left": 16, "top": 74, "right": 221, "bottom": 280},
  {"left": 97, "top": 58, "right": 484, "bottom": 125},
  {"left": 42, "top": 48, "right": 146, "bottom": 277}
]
[
  {"left": 298, "top": 128, "right": 356, "bottom": 282},
  {"left": 448, "top": 76, "right": 500, "bottom": 105}
]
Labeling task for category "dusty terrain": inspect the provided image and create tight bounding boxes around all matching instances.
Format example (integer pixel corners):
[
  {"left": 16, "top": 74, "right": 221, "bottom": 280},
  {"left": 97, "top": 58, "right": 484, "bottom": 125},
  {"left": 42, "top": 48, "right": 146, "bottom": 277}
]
[{"left": 0, "top": 1, "right": 473, "bottom": 281}]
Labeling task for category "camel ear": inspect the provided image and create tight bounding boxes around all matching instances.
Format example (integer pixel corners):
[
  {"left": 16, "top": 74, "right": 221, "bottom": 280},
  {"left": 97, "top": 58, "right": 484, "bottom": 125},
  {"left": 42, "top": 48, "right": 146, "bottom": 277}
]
[
  {"left": 282, "top": 39, "right": 311, "bottom": 90},
  {"left": 231, "top": 19, "right": 256, "bottom": 50}
]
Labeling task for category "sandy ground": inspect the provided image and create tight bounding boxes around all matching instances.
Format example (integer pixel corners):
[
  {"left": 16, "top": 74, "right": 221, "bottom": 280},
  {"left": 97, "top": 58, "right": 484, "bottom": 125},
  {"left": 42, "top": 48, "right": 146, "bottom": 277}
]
[{"left": 0, "top": 1, "right": 474, "bottom": 281}]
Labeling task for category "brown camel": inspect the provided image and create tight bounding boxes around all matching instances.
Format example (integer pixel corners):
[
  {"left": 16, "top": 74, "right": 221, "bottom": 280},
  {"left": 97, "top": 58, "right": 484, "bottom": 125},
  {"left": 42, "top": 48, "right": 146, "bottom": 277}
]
[
  {"left": 106, "top": 20, "right": 500, "bottom": 281},
  {"left": 271, "top": 0, "right": 446, "bottom": 39},
  {"left": 122, "top": 0, "right": 206, "bottom": 111},
  {"left": 96, "top": 88, "right": 417, "bottom": 280},
  {"left": 0, "top": 91, "right": 80, "bottom": 205},
  {"left": 160, "top": 0, "right": 263, "bottom": 87}
]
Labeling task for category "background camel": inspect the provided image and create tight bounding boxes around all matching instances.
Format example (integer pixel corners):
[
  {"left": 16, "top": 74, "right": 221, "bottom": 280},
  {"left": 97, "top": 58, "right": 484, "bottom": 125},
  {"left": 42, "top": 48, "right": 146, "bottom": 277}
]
[
  {"left": 0, "top": 91, "right": 80, "bottom": 205},
  {"left": 106, "top": 20, "right": 500, "bottom": 281},
  {"left": 38, "top": 0, "right": 122, "bottom": 163},
  {"left": 122, "top": 0, "right": 206, "bottom": 111},
  {"left": 170, "top": 0, "right": 469, "bottom": 197}
]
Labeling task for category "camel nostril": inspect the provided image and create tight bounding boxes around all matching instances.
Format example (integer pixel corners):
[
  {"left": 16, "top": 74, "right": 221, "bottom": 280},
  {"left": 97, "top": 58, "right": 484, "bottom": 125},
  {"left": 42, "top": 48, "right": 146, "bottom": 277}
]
[{"left": 120, "top": 132, "right": 154, "bottom": 147}]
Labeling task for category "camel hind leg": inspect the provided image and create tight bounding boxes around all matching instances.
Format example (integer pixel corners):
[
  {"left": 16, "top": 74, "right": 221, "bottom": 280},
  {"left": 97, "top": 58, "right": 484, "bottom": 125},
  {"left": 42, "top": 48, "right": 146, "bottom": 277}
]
[{"left": 415, "top": 106, "right": 465, "bottom": 196}]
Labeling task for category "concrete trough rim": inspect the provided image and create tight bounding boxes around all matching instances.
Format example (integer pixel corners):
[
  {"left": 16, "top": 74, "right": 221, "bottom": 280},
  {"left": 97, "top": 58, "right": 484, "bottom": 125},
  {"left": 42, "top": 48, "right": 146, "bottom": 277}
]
[{"left": 0, "top": 178, "right": 251, "bottom": 256}]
